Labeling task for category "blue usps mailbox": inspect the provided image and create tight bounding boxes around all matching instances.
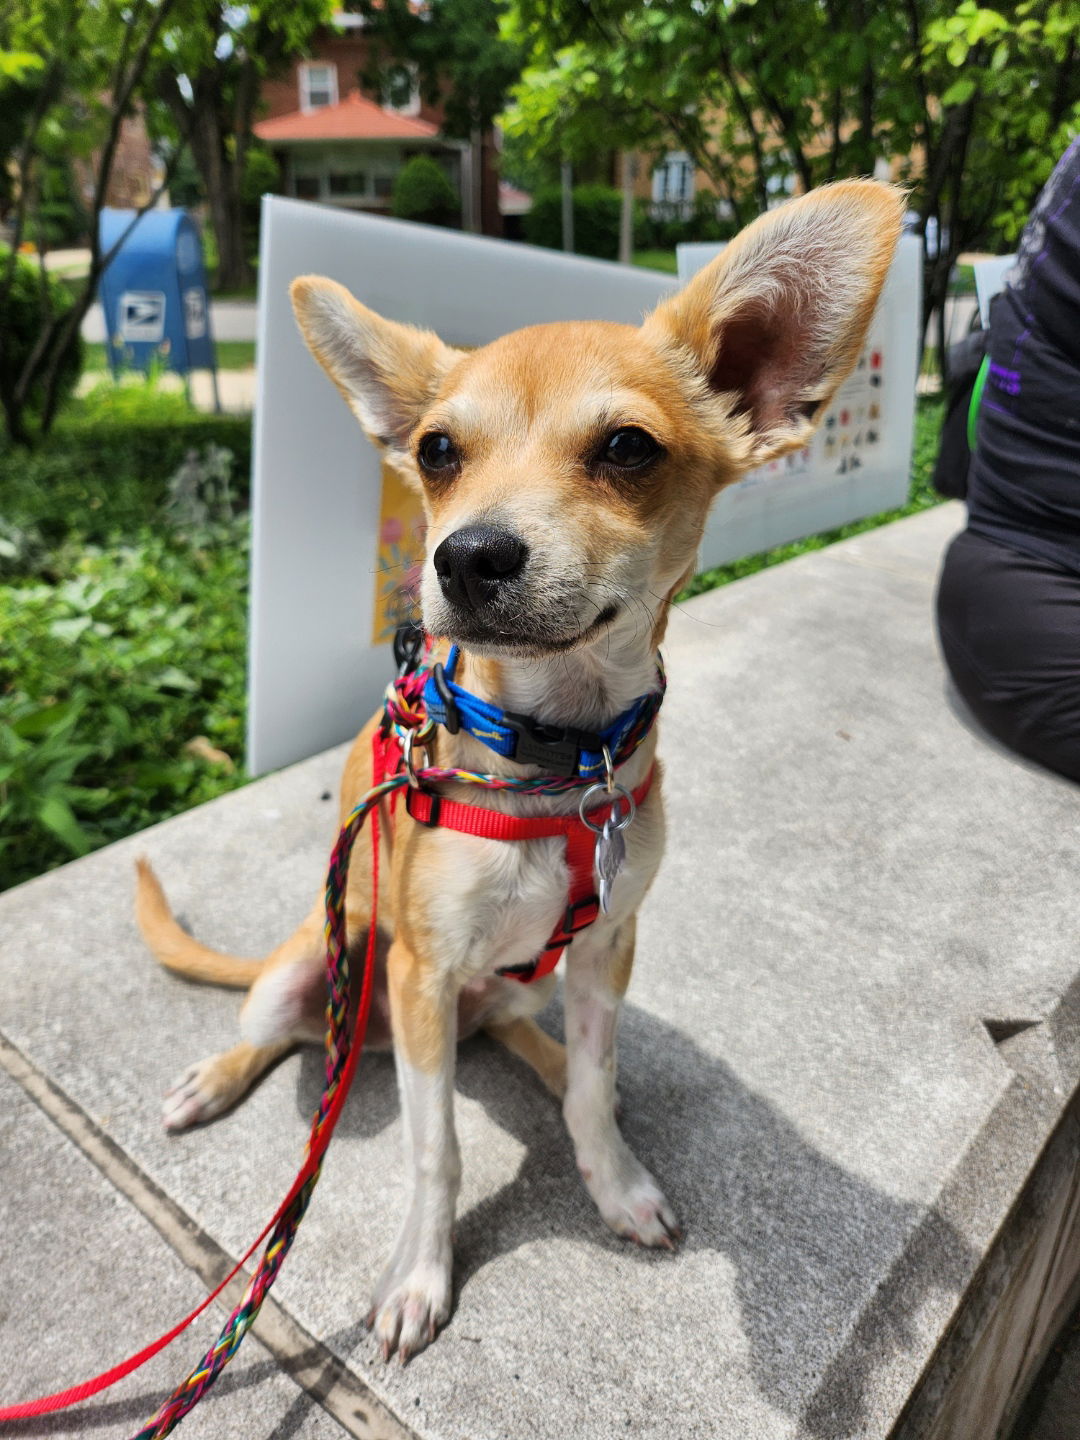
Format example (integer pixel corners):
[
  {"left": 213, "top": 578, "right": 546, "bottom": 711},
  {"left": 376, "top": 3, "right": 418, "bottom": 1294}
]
[{"left": 97, "top": 208, "right": 218, "bottom": 404}]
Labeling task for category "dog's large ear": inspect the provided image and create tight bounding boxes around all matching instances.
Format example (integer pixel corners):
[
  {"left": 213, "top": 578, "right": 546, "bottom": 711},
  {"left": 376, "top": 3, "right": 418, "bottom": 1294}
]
[
  {"left": 643, "top": 181, "right": 904, "bottom": 469},
  {"left": 290, "top": 276, "right": 462, "bottom": 460}
]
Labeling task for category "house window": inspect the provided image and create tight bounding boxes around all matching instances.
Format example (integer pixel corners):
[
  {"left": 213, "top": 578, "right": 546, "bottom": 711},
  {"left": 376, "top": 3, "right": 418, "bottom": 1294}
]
[
  {"left": 294, "top": 174, "right": 321, "bottom": 200},
  {"left": 329, "top": 170, "right": 367, "bottom": 197},
  {"left": 652, "top": 153, "right": 695, "bottom": 205},
  {"left": 382, "top": 62, "right": 421, "bottom": 117},
  {"left": 373, "top": 174, "right": 394, "bottom": 200},
  {"left": 299, "top": 62, "right": 337, "bottom": 112}
]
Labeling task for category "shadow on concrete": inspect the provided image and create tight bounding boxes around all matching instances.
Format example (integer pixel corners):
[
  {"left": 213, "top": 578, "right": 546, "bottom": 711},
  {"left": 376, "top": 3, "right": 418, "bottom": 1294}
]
[
  {"left": 289, "top": 994, "right": 977, "bottom": 1440},
  {"left": 0, "top": 1349, "right": 331, "bottom": 1440},
  {"left": 8, "top": 994, "right": 977, "bottom": 1440}
]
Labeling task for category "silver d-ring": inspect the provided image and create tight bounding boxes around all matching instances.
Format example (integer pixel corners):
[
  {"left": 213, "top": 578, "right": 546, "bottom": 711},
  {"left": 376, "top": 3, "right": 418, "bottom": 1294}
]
[
  {"left": 403, "top": 729, "right": 426, "bottom": 789},
  {"left": 579, "top": 781, "right": 636, "bottom": 833},
  {"left": 602, "top": 743, "right": 615, "bottom": 793}
]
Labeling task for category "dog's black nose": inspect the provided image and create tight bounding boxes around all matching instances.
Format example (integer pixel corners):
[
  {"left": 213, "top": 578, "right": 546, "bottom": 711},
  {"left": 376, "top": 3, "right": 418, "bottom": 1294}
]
[{"left": 433, "top": 525, "right": 527, "bottom": 611}]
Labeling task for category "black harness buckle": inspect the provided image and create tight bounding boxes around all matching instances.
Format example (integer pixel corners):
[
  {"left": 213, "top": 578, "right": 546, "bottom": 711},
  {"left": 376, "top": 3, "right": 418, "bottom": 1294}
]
[
  {"left": 430, "top": 662, "right": 461, "bottom": 734},
  {"left": 393, "top": 621, "right": 424, "bottom": 676},
  {"left": 405, "top": 788, "right": 442, "bottom": 828},
  {"left": 503, "top": 712, "right": 604, "bottom": 777}
]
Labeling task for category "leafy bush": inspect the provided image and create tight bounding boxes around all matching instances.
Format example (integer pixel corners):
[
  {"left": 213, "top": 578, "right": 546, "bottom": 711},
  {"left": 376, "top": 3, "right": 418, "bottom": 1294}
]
[
  {"left": 524, "top": 183, "right": 622, "bottom": 260},
  {"left": 392, "top": 155, "right": 460, "bottom": 227},
  {"left": 242, "top": 145, "right": 281, "bottom": 207},
  {"left": 25, "top": 158, "right": 87, "bottom": 248},
  {"left": 0, "top": 383, "right": 251, "bottom": 544},
  {"left": 634, "top": 193, "right": 737, "bottom": 251},
  {"left": 0, "top": 382, "right": 256, "bottom": 890},
  {"left": 0, "top": 515, "right": 249, "bottom": 890},
  {"left": 0, "top": 246, "right": 84, "bottom": 417}
]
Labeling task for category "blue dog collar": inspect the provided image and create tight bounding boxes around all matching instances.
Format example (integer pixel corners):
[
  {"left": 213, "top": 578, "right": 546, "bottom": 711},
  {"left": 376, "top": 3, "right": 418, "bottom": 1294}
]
[{"left": 421, "top": 645, "right": 664, "bottom": 780}]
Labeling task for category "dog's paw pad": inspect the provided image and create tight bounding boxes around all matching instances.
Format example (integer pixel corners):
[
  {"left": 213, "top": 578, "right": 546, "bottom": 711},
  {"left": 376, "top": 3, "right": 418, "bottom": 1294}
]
[
  {"left": 370, "top": 1264, "right": 451, "bottom": 1363},
  {"left": 595, "top": 1167, "right": 681, "bottom": 1250},
  {"left": 162, "top": 1060, "right": 228, "bottom": 1131}
]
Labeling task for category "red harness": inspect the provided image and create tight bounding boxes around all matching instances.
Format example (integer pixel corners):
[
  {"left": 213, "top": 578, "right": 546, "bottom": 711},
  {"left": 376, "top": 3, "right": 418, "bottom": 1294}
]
[{"left": 375, "top": 726, "right": 654, "bottom": 983}]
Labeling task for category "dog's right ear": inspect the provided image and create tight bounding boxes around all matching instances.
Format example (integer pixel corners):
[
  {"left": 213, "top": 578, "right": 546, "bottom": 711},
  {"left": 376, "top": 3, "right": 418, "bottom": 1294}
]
[{"left": 290, "top": 276, "right": 462, "bottom": 459}]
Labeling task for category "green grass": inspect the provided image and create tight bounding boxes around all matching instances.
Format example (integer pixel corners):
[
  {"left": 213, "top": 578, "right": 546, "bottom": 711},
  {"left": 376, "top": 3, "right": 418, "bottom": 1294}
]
[
  {"left": 633, "top": 248, "right": 679, "bottom": 273},
  {"left": 85, "top": 340, "right": 257, "bottom": 372}
]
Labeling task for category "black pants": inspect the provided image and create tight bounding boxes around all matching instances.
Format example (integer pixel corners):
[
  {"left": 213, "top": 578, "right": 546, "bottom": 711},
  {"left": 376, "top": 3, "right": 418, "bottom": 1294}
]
[{"left": 936, "top": 528, "right": 1080, "bottom": 784}]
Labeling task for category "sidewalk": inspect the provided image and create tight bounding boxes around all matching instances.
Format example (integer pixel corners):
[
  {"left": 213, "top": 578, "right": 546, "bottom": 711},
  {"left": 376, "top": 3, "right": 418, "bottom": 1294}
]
[{"left": 3, "top": 502, "right": 1079, "bottom": 1439}]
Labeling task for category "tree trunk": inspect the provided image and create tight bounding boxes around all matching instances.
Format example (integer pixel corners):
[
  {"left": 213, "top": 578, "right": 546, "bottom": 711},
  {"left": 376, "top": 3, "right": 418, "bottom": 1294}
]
[
  {"left": 163, "top": 76, "right": 252, "bottom": 294},
  {"left": 618, "top": 152, "right": 635, "bottom": 265},
  {"left": 561, "top": 160, "right": 574, "bottom": 253}
]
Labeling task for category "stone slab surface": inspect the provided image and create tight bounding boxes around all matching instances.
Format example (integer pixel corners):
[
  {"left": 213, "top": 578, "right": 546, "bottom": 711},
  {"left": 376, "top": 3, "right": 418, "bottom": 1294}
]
[
  {"left": 0, "top": 1069, "right": 347, "bottom": 1439},
  {"left": 3, "top": 500, "right": 1080, "bottom": 1439}
]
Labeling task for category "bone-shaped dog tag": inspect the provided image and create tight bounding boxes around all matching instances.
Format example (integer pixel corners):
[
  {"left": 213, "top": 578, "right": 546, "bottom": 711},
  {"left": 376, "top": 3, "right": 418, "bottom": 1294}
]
[{"left": 595, "top": 816, "right": 626, "bottom": 916}]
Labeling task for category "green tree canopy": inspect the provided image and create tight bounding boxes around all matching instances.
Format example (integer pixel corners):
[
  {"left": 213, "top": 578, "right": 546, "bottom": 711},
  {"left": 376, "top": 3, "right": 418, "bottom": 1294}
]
[
  {"left": 0, "top": 0, "right": 187, "bottom": 443},
  {"left": 506, "top": 0, "right": 1080, "bottom": 339},
  {"left": 349, "top": 0, "right": 525, "bottom": 139}
]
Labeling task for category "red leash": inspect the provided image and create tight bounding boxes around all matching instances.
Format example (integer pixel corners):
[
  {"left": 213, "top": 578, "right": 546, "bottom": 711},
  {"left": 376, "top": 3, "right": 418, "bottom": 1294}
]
[{"left": 0, "top": 759, "right": 385, "bottom": 1426}]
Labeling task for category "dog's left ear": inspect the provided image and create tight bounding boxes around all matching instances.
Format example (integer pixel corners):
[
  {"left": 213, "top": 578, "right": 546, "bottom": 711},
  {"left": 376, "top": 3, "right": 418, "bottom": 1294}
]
[
  {"left": 643, "top": 180, "right": 904, "bottom": 469},
  {"left": 290, "top": 276, "right": 462, "bottom": 461}
]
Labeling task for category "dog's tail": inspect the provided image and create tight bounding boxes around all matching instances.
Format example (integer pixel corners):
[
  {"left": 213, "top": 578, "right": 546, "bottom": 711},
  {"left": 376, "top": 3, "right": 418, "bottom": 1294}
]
[{"left": 134, "top": 857, "right": 266, "bottom": 990}]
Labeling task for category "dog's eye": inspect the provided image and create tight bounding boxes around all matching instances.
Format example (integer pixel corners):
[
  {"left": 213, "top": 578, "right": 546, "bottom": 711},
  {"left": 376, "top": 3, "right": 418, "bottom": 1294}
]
[
  {"left": 598, "top": 427, "right": 661, "bottom": 470},
  {"left": 418, "top": 432, "right": 459, "bottom": 473}
]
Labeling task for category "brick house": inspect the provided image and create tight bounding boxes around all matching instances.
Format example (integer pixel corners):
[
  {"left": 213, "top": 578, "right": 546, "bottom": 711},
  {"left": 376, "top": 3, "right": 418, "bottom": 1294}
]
[{"left": 255, "top": 14, "right": 502, "bottom": 237}]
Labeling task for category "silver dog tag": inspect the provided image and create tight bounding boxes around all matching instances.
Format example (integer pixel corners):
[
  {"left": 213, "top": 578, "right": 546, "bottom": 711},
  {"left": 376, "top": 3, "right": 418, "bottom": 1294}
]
[{"left": 595, "top": 817, "right": 626, "bottom": 916}]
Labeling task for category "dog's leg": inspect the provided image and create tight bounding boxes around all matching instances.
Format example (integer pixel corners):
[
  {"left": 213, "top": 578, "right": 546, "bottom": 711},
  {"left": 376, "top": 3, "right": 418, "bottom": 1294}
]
[
  {"left": 162, "top": 1039, "right": 292, "bottom": 1131},
  {"left": 369, "top": 936, "right": 459, "bottom": 1362},
  {"left": 563, "top": 919, "right": 679, "bottom": 1247},
  {"left": 161, "top": 906, "right": 330, "bottom": 1131},
  {"left": 485, "top": 1015, "right": 567, "bottom": 1099}
]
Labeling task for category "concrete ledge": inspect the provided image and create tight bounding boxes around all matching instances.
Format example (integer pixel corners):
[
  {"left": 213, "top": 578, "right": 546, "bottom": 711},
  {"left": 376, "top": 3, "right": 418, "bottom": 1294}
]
[
  {"left": 3, "top": 501, "right": 1080, "bottom": 1438},
  {"left": 0, "top": 1064, "right": 349, "bottom": 1437}
]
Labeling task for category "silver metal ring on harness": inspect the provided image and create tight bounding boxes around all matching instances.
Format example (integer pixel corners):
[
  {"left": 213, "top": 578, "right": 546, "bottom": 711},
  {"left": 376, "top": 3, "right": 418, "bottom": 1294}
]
[
  {"left": 403, "top": 729, "right": 427, "bottom": 789},
  {"left": 601, "top": 743, "right": 616, "bottom": 792},
  {"left": 578, "top": 781, "right": 636, "bottom": 833}
]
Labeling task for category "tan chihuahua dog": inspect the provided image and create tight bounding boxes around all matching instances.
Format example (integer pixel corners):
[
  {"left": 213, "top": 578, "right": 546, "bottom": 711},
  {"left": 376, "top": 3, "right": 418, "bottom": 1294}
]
[{"left": 137, "top": 181, "right": 902, "bottom": 1362}]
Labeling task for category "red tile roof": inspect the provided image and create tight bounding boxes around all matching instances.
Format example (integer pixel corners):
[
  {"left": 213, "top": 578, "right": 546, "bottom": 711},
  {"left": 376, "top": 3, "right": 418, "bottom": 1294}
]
[{"left": 255, "top": 90, "right": 441, "bottom": 144}]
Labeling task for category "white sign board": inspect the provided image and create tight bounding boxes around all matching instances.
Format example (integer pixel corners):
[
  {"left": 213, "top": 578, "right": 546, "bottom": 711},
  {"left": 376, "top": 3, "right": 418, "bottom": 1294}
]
[
  {"left": 679, "top": 235, "right": 922, "bottom": 572},
  {"left": 249, "top": 199, "right": 920, "bottom": 775}
]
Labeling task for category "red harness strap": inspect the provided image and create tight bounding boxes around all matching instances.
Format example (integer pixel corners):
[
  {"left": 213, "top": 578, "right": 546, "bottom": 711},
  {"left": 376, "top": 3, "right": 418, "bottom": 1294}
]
[{"left": 403, "top": 765, "right": 655, "bottom": 983}]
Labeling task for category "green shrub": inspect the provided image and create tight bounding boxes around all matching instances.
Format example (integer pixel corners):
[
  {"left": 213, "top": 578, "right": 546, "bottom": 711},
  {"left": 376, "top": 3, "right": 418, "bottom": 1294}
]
[
  {"left": 525, "top": 183, "right": 623, "bottom": 260},
  {"left": 634, "top": 192, "right": 737, "bottom": 251},
  {"left": 392, "top": 155, "right": 460, "bottom": 227},
  {"left": 0, "top": 516, "right": 249, "bottom": 890},
  {"left": 25, "top": 157, "right": 87, "bottom": 248},
  {"left": 0, "top": 246, "right": 84, "bottom": 418},
  {"left": 0, "top": 383, "right": 252, "bottom": 544}
]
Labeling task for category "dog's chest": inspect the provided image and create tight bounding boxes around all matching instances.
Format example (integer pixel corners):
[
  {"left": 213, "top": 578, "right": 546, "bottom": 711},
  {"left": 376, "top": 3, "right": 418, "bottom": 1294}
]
[{"left": 423, "top": 800, "right": 663, "bottom": 976}]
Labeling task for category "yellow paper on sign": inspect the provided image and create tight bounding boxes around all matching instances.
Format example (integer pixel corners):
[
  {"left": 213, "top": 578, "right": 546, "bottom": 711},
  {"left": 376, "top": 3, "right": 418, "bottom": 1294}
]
[{"left": 372, "top": 460, "right": 427, "bottom": 645}]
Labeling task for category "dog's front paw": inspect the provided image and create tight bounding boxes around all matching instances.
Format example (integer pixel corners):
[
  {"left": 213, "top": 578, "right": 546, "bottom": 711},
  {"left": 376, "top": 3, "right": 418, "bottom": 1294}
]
[
  {"left": 585, "top": 1154, "right": 681, "bottom": 1250},
  {"left": 367, "top": 1260, "right": 452, "bottom": 1363},
  {"left": 162, "top": 1056, "right": 233, "bottom": 1131}
]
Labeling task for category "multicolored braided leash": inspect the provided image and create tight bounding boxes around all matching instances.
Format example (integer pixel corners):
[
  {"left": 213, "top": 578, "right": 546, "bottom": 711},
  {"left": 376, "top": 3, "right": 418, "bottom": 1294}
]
[{"left": 0, "top": 640, "right": 662, "bottom": 1437}]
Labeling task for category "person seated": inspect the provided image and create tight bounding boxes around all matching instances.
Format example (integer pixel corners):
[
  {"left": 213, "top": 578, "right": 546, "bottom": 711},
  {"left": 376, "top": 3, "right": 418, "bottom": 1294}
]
[{"left": 935, "top": 136, "right": 1080, "bottom": 784}]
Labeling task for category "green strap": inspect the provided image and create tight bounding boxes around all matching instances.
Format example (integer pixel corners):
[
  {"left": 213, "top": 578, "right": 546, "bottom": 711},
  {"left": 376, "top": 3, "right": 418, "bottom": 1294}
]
[{"left": 967, "top": 353, "right": 990, "bottom": 453}]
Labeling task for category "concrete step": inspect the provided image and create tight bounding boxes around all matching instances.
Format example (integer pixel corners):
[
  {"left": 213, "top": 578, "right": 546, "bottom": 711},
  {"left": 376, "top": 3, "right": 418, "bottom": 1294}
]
[
  {"left": 0, "top": 1063, "right": 351, "bottom": 1436},
  {"left": 3, "top": 501, "right": 1080, "bottom": 1439}
]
